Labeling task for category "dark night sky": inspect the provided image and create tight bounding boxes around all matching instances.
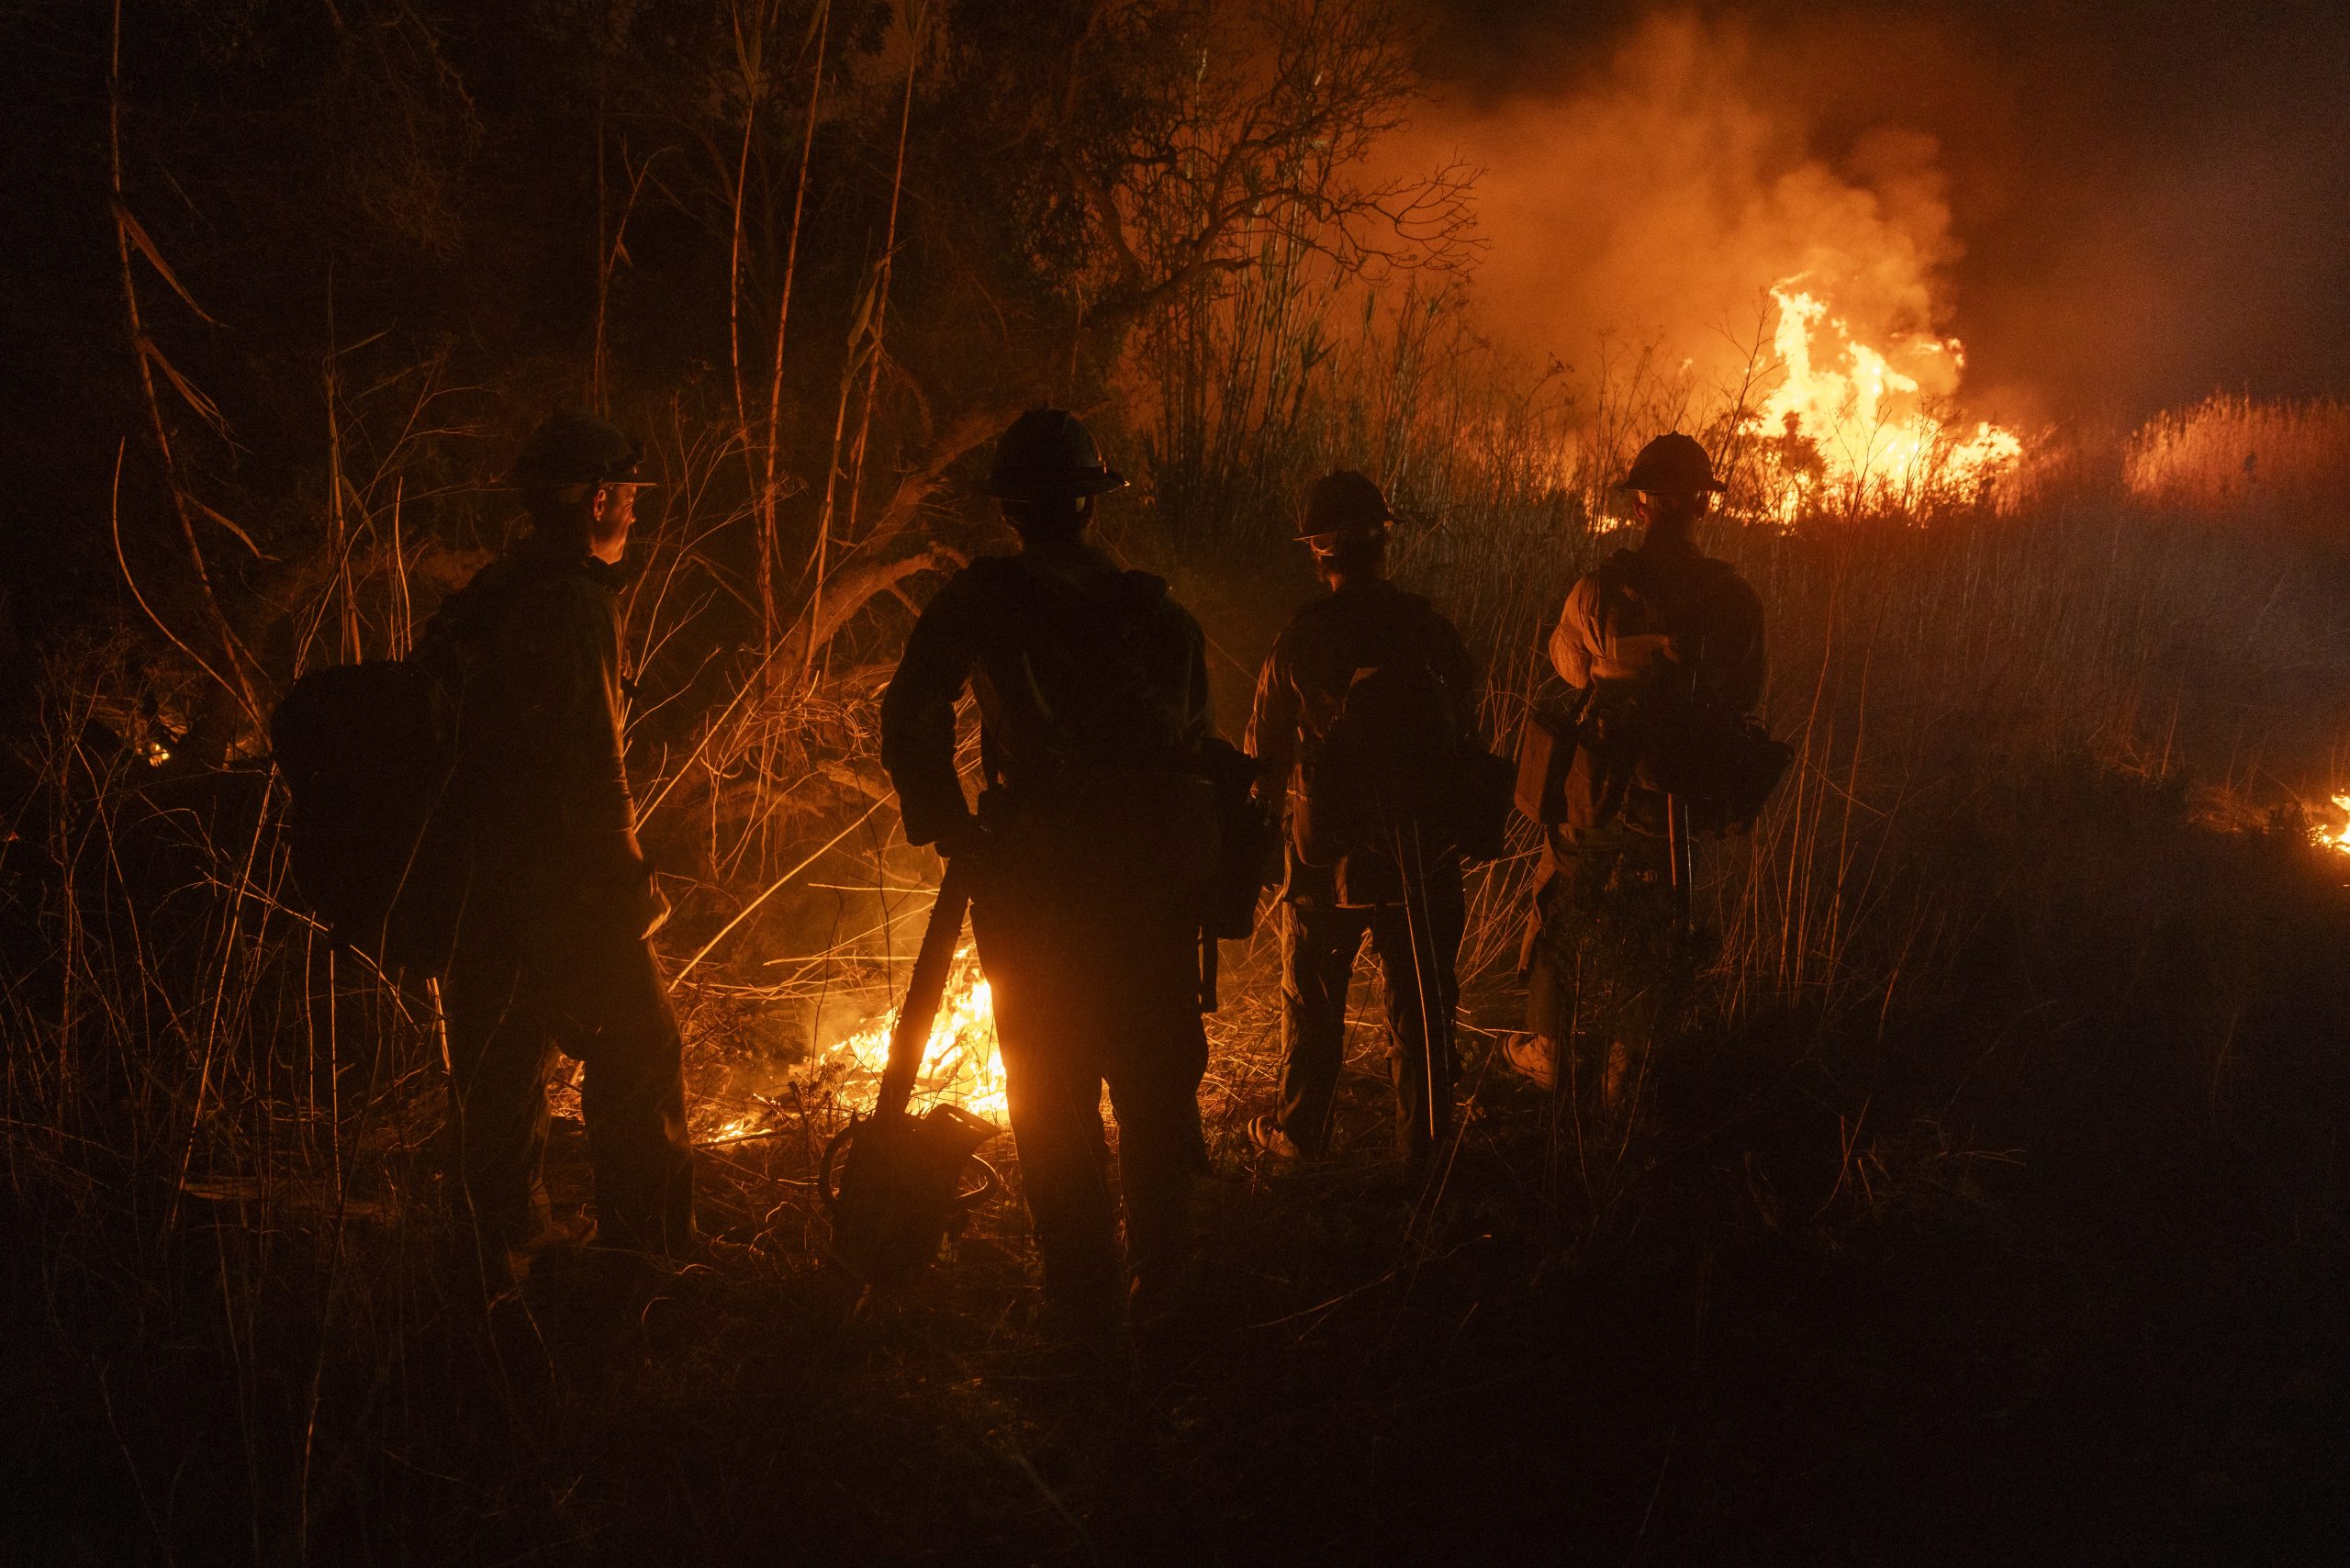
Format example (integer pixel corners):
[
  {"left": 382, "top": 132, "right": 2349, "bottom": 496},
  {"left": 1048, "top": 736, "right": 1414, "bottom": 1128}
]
[{"left": 1404, "top": 0, "right": 2350, "bottom": 421}]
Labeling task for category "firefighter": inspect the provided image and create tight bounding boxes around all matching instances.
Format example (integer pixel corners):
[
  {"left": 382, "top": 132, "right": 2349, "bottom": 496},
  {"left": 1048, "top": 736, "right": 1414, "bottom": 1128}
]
[
  {"left": 1246, "top": 471, "right": 1484, "bottom": 1163},
  {"left": 1505, "top": 432, "right": 1765, "bottom": 1108},
  {"left": 433, "top": 408, "right": 706, "bottom": 1282},
  {"left": 879, "top": 409, "right": 1217, "bottom": 1326}
]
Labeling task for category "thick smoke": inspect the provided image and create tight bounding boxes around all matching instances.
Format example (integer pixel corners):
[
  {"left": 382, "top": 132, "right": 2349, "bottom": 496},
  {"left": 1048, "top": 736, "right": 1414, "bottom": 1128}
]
[
  {"left": 1400, "top": 2, "right": 2350, "bottom": 422},
  {"left": 1387, "top": 12, "right": 1989, "bottom": 422}
]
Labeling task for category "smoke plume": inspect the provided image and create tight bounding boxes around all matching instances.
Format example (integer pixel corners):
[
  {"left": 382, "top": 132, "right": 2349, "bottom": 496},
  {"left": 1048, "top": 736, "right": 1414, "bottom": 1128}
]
[
  {"left": 1384, "top": 13, "right": 1983, "bottom": 422},
  {"left": 1399, "top": 3, "right": 2350, "bottom": 423}
]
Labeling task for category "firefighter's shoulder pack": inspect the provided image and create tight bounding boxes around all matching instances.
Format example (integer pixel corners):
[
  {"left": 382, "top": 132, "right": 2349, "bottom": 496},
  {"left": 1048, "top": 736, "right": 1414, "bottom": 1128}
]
[
  {"left": 1516, "top": 549, "right": 1788, "bottom": 835},
  {"left": 1515, "top": 683, "right": 1624, "bottom": 833},
  {"left": 271, "top": 655, "right": 464, "bottom": 980},
  {"left": 1195, "top": 734, "right": 1278, "bottom": 941},
  {"left": 1293, "top": 661, "right": 1449, "bottom": 866},
  {"left": 267, "top": 557, "right": 538, "bottom": 979},
  {"left": 960, "top": 553, "right": 1202, "bottom": 765},
  {"left": 1289, "top": 590, "right": 1504, "bottom": 868},
  {"left": 958, "top": 554, "right": 1241, "bottom": 911}
]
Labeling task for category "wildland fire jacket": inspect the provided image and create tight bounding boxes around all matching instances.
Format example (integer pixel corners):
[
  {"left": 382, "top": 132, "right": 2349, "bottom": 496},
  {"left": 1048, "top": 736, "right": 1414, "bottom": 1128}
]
[
  {"left": 880, "top": 542, "right": 1214, "bottom": 856},
  {"left": 1247, "top": 577, "right": 1483, "bottom": 787},
  {"left": 1247, "top": 577, "right": 1484, "bottom": 901},
  {"left": 1550, "top": 543, "right": 1765, "bottom": 715},
  {"left": 433, "top": 537, "right": 645, "bottom": 919}
]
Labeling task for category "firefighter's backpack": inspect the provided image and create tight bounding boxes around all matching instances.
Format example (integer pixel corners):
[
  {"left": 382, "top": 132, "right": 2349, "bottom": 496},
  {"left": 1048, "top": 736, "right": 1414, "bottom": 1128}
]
[
  {"left": 267, "top": 563, "right": 528, "bottom": 979},
  {"left": 1634, "top": 686, "right": 1791, "bottom": 829},
  {"left": 968, "top": 555, "right": 1203, "bottom": 767},
  {"left": 1516, "top": 549, "right": 1789, "bottom": 835},
  {"left": 1294, "top": 660, "right": 1495, "bottom": 867},
  {"left": 1516, "top": 677, "right": 1789, "bottom": 835},
  {"left": 967, "top": 555, "right": 1225, "bottom": 899},
  {"left": 269, "top": 656, "right": 467, "bottom": 980}
]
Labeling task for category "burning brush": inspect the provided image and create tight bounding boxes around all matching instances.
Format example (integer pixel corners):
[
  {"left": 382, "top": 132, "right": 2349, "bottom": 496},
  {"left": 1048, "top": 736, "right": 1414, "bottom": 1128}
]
[
  {"left": 2311, "top": 793, "right": 2350, "bottom": 857},
  {"left": 810, "top": 955, "right": 1007, "bottom": 1118},
  {"left": 1748, "top": 278, "right": 2024, "bottom": 519},
  {"left": 696, "top": 953, "right": 1007, "bottom": 1150},
  {"left": 696, "top": 868, "right": 1003, "bottom": 1284}
]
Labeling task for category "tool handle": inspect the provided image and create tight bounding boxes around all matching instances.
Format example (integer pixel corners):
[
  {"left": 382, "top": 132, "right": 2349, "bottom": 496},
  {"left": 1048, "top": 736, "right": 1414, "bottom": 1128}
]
[
  {"left": 874, "top": 858, "right": 976, "bottom": 1124},
  {"left": 1665, "top": 793, "right": 1694, "bottom": 926}
]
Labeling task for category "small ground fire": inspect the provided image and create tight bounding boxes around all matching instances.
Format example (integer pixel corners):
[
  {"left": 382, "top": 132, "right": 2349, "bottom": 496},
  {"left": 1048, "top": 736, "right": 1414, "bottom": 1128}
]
[
  {"left": 812, "top": 954, "right": 1008, "bottom": 1119},
  {"left": 698, "top": 956, "right": 1007, "bottom": 1148}
]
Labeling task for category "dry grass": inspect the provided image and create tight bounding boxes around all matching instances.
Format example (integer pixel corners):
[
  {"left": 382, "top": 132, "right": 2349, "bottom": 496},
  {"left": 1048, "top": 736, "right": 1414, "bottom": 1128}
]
[
  {"left": 13, "top": 392, "right": 2350, "bottom": 1562},
  {"left": 15, "top": 142, "right": 2350, "bottom": 1561},
  {"left": 2124, "top": 392, "right": 2350, "bottom": 519}
]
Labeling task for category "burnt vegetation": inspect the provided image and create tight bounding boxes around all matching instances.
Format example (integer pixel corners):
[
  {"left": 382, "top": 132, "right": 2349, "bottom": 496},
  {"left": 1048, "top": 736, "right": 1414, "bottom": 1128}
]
[{"left": 4, "top": 2, "right": 2350, "bottom": 1562}]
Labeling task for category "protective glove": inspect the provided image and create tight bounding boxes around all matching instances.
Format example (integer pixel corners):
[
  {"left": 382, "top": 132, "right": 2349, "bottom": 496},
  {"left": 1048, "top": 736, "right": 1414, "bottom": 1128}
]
[
  {"left": 638, "top": 873, "right": 673, "bottom": 942},
  {"left": 933, "top": 812, "right": 990, "bottom": 864},
  {"left": 615, "top": 853, "right": 669, "bottom": 941}
]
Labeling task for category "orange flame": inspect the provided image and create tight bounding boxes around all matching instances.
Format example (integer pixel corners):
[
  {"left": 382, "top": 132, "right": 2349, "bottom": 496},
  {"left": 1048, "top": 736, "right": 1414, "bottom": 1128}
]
[
  {"left": 2314, "top": 793, "right": 2350, "bottom": 857},
  {"left": 695, "top": 954, "right": 1006, "bottom": 1149},
  {"left": 808, "top": 951, "right": 1008, "bottom": 1119},
  {"left": 1750, "top": 279, "right": 2021, "bottom": 519}
]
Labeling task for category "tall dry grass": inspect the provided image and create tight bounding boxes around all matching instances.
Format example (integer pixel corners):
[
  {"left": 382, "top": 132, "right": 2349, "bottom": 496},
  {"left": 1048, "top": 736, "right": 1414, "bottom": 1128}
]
[
  {"left": 14, "top": 340, "right": 2350, "bottom": 1568},
  {"left": 1126, "top": 263, "right": 2350, "bottom": 1055},
  {"left": 2124, "top": 392, "right": 2350, "bottom": 519}
]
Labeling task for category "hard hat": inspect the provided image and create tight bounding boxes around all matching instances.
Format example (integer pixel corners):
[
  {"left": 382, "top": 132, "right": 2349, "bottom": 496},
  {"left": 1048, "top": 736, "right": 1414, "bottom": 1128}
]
[
  {"left": 508, "top": 408, "right": 656, "bottom": 489},
  {"left": 1615, "top": 432, "right": 1726, "bottom": 495},
  {"left": 1294, "top": 468, "right": 1395, "bottom": 542},
  {"left": 978, "top": 409, "right": 1127, "bottom": 501}
]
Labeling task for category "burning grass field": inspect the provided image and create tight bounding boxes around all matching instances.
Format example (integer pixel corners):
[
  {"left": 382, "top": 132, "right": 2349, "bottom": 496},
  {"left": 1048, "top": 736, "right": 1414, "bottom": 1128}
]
[
  {"left": 9, "top": 7, "right": 2350, "bottom": 1550},
  {"left": 10, "top": 454, "right": 2350, "bottom": 1562}
]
